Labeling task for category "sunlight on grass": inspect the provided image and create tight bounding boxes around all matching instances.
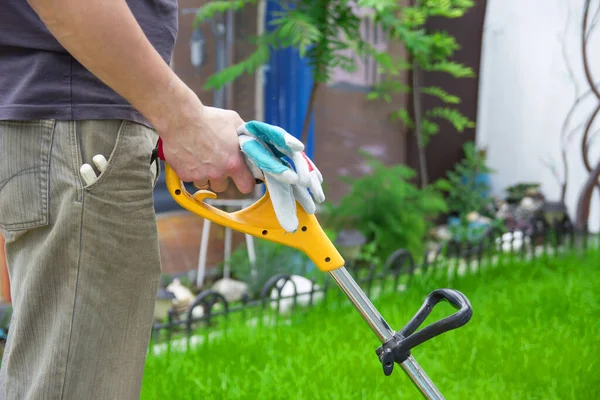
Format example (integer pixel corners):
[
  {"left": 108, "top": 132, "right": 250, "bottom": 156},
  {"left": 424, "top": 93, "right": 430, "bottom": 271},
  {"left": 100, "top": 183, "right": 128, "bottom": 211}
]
[{"left": 141, "top": 247, "right": 600, "bottom": 400}]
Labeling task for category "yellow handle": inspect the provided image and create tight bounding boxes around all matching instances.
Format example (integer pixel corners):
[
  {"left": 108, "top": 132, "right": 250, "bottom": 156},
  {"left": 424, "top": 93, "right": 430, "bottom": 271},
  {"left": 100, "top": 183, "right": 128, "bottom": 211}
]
[{"left": 164, "top": 163, "right": 345, "bottom": 272}]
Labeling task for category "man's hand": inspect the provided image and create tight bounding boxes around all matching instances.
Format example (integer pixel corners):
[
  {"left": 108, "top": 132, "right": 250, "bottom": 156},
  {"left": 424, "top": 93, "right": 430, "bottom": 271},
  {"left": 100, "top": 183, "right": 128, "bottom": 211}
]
[
  {"left": 159, "top": 100, "right": 255, "bottom": 194},
  {"left": 27, "top": 0, "right": 255, "bottom": 194}
]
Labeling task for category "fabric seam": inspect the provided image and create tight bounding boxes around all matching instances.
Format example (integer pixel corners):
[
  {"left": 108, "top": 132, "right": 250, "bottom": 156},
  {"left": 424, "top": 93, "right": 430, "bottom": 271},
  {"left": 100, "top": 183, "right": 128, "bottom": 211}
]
[
  {"left": 60, "top": 123, "right": 85, "bottom": 400},
  {"left": 59, "top": 198, "right": 84, "bottom": 400},
  {"left": 60, "top": 124, "right": 84, "bottom": 400}
]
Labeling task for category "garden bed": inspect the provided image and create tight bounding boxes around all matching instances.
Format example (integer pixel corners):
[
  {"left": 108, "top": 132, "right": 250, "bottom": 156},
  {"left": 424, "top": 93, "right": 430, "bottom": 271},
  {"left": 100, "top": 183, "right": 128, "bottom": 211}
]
[{"left": 141, "top": 243, "right": 600, "bottom": 399}]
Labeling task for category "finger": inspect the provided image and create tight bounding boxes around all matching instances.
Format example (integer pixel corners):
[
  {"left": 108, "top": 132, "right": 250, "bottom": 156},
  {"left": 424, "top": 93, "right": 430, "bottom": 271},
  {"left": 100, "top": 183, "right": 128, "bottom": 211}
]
[
  {"left": 193, "top": 181, "right": 210, "bottom": 190},
  {"left": 290, "top": 151, "right": 311, "bottom": 187},
  {"left": 310, "top": 160, "right": 324, "bottom": 183},
  {"left": 240, "top": 121, "right": 304, "bottom": 155},
  {"left": 291, "top": 151, "right": 325, "bottom": 202},
  {"left": 264, "top": 172, "right": 298, "bottom": 233},
  {"left": 292, "top": 185, "right": 316, "bottom": 214},
  {"left": 282, "top": 133, "right": 305, "bottom": 152},
  {"left": 241, "top": 151, "right": 265, "bottom": 180},
  {"left": 308, "top": 174, "right": 325, "bottom": 203},
  {"left": 230, "top": 157, "right": 257, "bottom": 195},
  {"left": 240, "top": 136, "right": 298, "bottom": 184},
  {"left": 210, "top": 178, "right": 229, "bottom": 193},
  {"left": 316, "top": 167, "right": 323, "bottom": 183}
]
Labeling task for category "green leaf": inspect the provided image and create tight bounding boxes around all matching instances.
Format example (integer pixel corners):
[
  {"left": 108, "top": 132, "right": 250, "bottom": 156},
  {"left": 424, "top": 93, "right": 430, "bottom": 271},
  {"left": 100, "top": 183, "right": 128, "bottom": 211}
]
[
  {"left": 452, "top": 0, "right": 476, "bottom": 8},
  {"left": 375, "top": 80, "right": 411, "bottom": 94},
  {"left": 366, "top": 91, "right": 380, "bottom": 101},
  {"left": 421, "top": 118, "right": 440, "bottom": 143},
  {"left": 270, "top": 11, "right": 322, "bottom": 55},
  {"left": 424, "top": 0, "right": 473, "bottom": 18},
  {"left": 374, "top": 53, "right": 411, "bottom": 75},
  {"left": 331, "top": 54, "right": 358, "bottom": 72},
  {"left": 426, "top": 61, "right": 475, "bottom": 78},
  {"left": 426, "top": 107, "right": 475, "bottom": 132},
  {"left": 357, "top": 0, "right": 399, "bottom": 13},
  {"left": 434, "top": 178, "right": 453, "bottom": 191},
  {"left": 391, "top": 109, "right": 414, "bottom": 129},
  {"left": 401, "top": 7, "right": 427, "bottom": 28},
  {"left": 421, "top": 86, "right": 460, "bottom": 104},
  {"left": 204, "top": 44, "right": 270, "bottom": 90},
  {"left": 426, "top": 32, "right": 459, "bottom": 62},
  {"left": 194, "top": 0, "right": 253, "bottom": 26}
]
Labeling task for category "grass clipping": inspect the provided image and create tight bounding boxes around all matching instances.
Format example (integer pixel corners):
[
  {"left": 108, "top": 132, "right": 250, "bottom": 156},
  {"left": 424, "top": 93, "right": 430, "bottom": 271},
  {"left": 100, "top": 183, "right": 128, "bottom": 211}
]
[{"left": 142, "top": 247, "right": 600, "bottom": 399}]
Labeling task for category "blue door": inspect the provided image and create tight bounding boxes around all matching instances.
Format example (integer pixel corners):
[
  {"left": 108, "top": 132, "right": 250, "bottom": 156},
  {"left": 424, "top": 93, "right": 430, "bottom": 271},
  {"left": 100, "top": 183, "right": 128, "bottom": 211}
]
[{"left": 263, "top": 0, "right": 315, "bottom": 159}]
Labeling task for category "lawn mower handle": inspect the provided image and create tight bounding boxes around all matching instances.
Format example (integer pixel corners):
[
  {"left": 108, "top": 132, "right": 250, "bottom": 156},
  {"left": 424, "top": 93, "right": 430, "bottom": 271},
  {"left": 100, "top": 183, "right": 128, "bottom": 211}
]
[
  {"left": 164, "top": 164, "right": 344, "bottom": 272},
  {"left": 376, "top": 289, "right": 473, "bottom": 375},
  {"left": 164, "top": 163, "right": 473, "bottom": 400}
]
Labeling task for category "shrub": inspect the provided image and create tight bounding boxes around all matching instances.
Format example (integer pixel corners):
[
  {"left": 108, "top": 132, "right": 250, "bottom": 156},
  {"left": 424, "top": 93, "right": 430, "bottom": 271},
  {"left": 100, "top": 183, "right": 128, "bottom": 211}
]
[{"left": 325, "top": 152, "right": 448, "bottom": 261}]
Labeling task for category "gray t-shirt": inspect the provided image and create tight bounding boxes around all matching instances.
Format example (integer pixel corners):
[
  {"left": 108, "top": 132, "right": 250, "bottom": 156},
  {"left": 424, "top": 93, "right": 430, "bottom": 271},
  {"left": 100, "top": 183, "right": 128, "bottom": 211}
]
[{"left": 0, "top": 0, "right": 178, "bottom": 127}]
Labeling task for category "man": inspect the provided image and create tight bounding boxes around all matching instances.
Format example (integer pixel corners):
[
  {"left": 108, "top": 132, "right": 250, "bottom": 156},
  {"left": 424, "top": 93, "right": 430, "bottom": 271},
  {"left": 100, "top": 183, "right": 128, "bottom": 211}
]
[{"left": 0, "top": 0, "right": 257, "bottom": 398}]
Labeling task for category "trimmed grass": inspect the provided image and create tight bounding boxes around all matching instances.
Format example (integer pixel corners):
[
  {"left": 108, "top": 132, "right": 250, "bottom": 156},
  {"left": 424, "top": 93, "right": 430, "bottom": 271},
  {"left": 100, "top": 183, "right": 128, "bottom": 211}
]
[{"left": 141, "top": 248, "right": 600, "bottom": 399}]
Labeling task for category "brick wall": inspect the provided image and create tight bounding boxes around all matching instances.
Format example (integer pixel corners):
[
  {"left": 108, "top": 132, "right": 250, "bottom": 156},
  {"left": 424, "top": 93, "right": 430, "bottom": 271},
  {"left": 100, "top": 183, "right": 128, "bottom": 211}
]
[
  {"left": 313, "top": 35, "right": 410, "bottom": 203},
  {"left": 232, "top": 5, "right": 258, "bottom": 121}
]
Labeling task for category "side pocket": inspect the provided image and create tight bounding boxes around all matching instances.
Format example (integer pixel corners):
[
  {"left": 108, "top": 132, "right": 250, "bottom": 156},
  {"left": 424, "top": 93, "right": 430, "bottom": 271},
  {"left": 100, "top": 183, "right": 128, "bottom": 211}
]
[
  {"left": 0, "top": 120, "right": 55, "bottom": 232},
  {"left": 80, "top": 120, "right": 159, "bottom": 194},
  {"left": 77, "top": 120, "right": 124, "bottom": 191}
]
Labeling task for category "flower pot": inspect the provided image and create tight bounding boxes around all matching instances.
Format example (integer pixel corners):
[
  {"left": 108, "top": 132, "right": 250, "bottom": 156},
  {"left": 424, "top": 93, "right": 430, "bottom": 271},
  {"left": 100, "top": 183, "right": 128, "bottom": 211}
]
[
  {"left": 154, "top": 288, "right": 176, "bottom": 321},
  {"left": 335, "top": 229, "right": 367, "bottom": 262}
]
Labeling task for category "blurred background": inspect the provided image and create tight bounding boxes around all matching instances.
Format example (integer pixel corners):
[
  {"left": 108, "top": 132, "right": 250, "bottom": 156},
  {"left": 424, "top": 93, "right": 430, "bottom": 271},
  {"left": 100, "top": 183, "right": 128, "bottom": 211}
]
[
  {"left": 140, "top": 0, "right": 599, "bottom": 281},
  {"left": 2, "top": 2, "right": 600, "bottom": 398},
  {"left": 2, "top": 0, "right": 600, "bottom": 343}
]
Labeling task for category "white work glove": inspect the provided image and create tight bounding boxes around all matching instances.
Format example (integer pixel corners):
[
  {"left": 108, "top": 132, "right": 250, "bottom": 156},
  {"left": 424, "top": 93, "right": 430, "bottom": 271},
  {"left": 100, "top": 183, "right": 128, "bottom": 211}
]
[{"left": 237, "top": 121, "right": 325, "bottom": 233}]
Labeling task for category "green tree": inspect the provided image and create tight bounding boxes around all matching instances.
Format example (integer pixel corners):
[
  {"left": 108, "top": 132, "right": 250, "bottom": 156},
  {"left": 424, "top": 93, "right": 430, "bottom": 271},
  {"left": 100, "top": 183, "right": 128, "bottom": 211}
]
[
  {"left": 194, "top": 0, "right": 384, "bottom": 143},
  {"left": 436, "top": 141, "right": 494, "bottom": 218},
  {"left": 195, "top": 0, "right": 475, "bottom": 170},
  {"left": 324, "top": 151, "right": 448, "bottom": 261},
  {"left": 365, "top": 0, "right": 476, "bottom": 187}
]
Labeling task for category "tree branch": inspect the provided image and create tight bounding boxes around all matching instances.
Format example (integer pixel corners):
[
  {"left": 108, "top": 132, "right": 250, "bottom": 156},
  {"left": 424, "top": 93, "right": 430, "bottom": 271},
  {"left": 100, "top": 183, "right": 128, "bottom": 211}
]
[
  {"left": 412, "top": 59, "right": 428, "bottom": 188},
  {"left": 581, "top": 104, "right": 600, "bottom": 172},
  {"left": 300, "top": 80, "right": 320, "bottom": 144},
  {"left": 575, "top": 157, "right": 600, "bottom": 231},
  {"left": 582, "top": 0, "right": 600, "bottom": 100},
  {"left": 575, "top": 0, "right": 600, "bottom": 230}
]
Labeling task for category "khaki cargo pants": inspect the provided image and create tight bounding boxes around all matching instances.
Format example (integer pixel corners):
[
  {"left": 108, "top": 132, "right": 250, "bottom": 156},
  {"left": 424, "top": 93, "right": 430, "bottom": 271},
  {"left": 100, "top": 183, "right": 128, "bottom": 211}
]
[{"left": 0, "top": 120, "right": 162, "bottom": 399}]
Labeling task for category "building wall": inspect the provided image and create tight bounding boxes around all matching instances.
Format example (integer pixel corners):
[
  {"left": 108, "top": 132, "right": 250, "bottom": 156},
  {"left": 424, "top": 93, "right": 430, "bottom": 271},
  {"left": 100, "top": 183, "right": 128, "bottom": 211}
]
[
  {"left": 475, "top": 0, "right": 600, "bottom": 232},
  {"left": 312, "top": 4, "right": 410, "bottom": 203},
  {"left": 172, "top": 0, "right": 258, "bottom": 122},
  {"left": 405, "top": 0, "right": 488, "bottom": 186}
]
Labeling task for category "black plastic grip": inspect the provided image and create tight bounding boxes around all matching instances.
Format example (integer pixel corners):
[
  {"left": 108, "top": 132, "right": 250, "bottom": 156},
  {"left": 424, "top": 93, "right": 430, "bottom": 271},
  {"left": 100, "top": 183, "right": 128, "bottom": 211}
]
[
  {"left": 400, "top": 288, "right": 472, "bottom": 346},
  {"left": 376, "top": 289, "right": 473, "bottom": 376}
]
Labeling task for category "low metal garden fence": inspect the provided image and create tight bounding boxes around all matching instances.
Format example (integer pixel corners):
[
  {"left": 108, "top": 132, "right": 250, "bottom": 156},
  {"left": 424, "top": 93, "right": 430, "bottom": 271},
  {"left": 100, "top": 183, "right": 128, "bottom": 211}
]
[{"left": 151, "top": 216, "right": 597, "bottom": 342}]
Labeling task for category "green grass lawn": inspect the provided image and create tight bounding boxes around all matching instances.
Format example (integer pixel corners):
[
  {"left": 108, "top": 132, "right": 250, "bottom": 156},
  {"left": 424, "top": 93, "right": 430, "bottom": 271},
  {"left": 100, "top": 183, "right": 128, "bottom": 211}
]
[{"left": 141, "top": 247, "right": 600, "bottom": 399}]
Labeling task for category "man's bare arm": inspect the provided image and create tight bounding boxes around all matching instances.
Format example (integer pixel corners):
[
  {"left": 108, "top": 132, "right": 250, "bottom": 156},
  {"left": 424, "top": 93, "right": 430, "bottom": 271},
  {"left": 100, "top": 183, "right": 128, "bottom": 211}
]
[{"left": 27, "top": 0, "right": 255, "bottom": 193}]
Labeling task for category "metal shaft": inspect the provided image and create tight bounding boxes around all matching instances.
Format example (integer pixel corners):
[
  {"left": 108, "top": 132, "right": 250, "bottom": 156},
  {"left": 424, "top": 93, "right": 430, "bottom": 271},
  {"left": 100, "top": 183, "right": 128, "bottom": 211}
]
[{"left": 328, "top": 267, "right": 445, "bottom": 400}]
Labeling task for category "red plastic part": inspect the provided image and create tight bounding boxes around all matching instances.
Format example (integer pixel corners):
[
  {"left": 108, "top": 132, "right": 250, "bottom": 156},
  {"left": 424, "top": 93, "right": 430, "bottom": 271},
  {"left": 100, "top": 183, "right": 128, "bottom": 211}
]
[{"left": 157, "top": 137, "right": 165, "bottom": 161}]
